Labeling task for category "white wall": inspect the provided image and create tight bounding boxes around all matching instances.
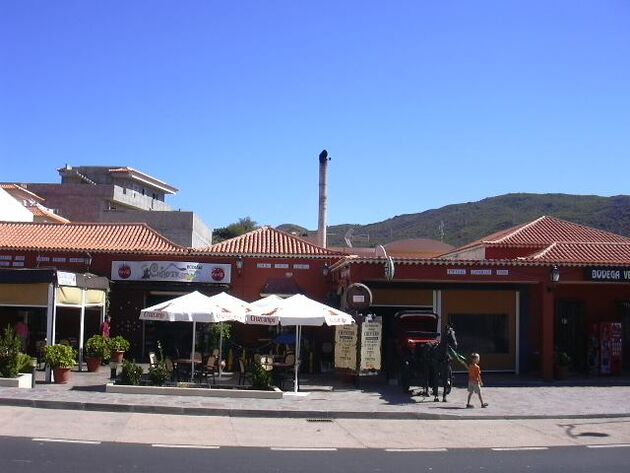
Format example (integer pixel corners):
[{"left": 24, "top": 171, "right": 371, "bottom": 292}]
[{"left": 0, "top": 188, "right": 33, "bottom": 222}]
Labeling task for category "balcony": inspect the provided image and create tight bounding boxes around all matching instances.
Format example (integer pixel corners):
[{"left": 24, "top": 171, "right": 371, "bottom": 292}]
[{"left": 112, "top": 185, "right": 172, "bottom": 211}]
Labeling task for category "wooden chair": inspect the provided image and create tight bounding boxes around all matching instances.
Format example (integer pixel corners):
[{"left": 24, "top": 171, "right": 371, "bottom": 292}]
[{"left": 200, "top": 355, "right": 217, "bottom": 384}]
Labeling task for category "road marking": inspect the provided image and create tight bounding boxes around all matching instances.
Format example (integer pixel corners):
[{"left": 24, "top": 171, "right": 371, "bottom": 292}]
[
  {"left": 270, "top": 447, "right": 338, "bottom": 452},
  {"left": 32, "top": 438, "right": 101, "bottom": 445},
  {"left": 586, "top": 444, "right": 630, "bottom": 449},
  {"left": 151, "top": 444, "right": 220, "bottom": 449},
  {"left": 386, "top": 448, "right": 447, "bottom": 452},
  {"left": 491, "top": 447, "right": 548, "bottom": 451}
]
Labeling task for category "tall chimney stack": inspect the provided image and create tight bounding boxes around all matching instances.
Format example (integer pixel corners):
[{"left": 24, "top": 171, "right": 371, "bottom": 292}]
[{"left": 317, "top": 149, "right": 330, "bottom": 248}]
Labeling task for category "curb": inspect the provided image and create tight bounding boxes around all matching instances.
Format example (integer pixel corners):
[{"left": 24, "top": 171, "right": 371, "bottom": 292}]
[{"left": 2, "top": 397, "right": 630, "bottom": 421}]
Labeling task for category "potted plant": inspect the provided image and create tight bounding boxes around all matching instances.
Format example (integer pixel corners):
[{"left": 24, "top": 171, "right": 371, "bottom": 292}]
[
  {"left": 85, "top": 335, "right": 110, "bottom": 372},
  {"left": 108, "top": 336, "right": 130, "bottom": 363},
  {"left": 43, "top": 344, "right": 76, "bottom": 384},
  {"left": 120, "top": 360, "right": 143, "bottom": 385},
  {"left": 554, "top": 351, "right": 571, "bottom": 380},
  {"left": 0, "top": 326, "right": 21, "bottom": 379}
]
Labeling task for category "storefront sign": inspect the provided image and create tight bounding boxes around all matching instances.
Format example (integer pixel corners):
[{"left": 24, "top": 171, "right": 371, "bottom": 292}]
[
  {"left": 57, "top": 272, "right": 77, "bottom": 287},
  {"left": 447, "top": 268, "right": 466, "bottom": 275},
  {"left": 586, "top": 267, "right": 630, "bottom": 282},
  {"left": 359, "top": 318, "right": 382, "bottom": 373},
  {"left": 111, "top": 261, "right": 232, "bottom": 283},
  {"left": 335, "top": 324, "right": 358, "bottom": 372}
]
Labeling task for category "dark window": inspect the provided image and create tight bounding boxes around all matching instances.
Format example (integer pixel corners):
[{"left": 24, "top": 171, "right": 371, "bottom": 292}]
[{"left": 449, "top": 313, "right": 509, "bottom": 354}]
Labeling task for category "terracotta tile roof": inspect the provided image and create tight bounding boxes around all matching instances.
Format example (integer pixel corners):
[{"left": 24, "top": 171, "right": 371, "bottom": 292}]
[
  {"left": 0, "top": 184, "right": 46, "bottom": 203},
  {"left": 194, "top": 226, "right": 344, "bottom": 257},
  {"left": 522, "top": 242, "right": 630, "bottom": 265},
  {"left": 28, "top": 205, "right": 70, "bottom": 224},
  {"left": 0, "top": 222, "right": 184, "bottom": 254},
  {"left": 443, "top": 216, "right": 630, "bottom": 256}
]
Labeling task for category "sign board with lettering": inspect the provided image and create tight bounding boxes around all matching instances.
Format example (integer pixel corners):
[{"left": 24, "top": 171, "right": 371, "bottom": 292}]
[
  {"left": 586, "top": 267, "right": 630, "bottom": 282},
  {"left": 359, "top": 318, "right": 382, "bottom": 373},
  {"left": 111, "top": 261, "right": 232, "bottom": 284},
  {"left": 334, "top": 324, "right": 358, "bottom": 372}
]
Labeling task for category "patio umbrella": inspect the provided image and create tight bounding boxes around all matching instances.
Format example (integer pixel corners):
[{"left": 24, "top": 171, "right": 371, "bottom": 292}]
[
  {"left": 204, "top": 292, "right": 251, "bottom": 377},
  {"left": 248, "top": 294, "right": 355, "bottom": 393},
  {"left": 139, "top": 291, "right": 247, "bottom": 381}
]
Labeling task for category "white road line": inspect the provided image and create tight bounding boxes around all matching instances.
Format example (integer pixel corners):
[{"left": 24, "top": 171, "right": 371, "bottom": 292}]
[
  {"left": 151, "top": 444, "right": 220, "bottom": 449},
  {"left": 491, "top": 447, "right": 548, "bottom": 451},
  {"left": 270, "top": 447, "right": 338, "bottom": 452},
  {"left": 586, "top": 444, "right": 630, "bottom": 449},
  {"left": 386, "top": 448, "right": 448, "bottom": 452},
  {"left": 32, "top": 438, "right": 101, "bottom": 445}
]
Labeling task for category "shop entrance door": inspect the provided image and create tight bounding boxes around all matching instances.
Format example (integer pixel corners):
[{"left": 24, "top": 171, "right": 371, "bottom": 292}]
[
  {"left": 619, "top": 302, "right": 630, "bottom": 372},
  {"left": 555, "top": 300, "right": 586, "bottom": 371}
]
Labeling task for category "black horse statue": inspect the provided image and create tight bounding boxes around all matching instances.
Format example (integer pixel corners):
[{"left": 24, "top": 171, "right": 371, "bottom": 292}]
[{"left": 427, "top": 324, "right": 458, "bottom": 402}]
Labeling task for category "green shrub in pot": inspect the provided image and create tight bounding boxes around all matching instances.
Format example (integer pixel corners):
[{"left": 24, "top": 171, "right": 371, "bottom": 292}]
[{"left": 43, "top": 344, "right": 77, "bottom": 369}]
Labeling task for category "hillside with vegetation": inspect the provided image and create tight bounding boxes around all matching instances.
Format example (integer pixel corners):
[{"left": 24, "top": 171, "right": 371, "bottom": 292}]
[{"left": 279, "top": 193, "right": 630, "bottom": 248}]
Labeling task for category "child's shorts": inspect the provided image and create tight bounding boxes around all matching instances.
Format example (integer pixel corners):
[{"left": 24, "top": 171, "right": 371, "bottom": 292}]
[{"left": 468, "top": 381, "right": 481, "bottom": 394}]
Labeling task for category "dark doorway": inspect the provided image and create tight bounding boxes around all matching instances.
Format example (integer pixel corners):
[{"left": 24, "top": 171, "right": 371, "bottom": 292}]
[
  {"left": 555, "top": 300, "right": 586, "bottom": 371},
  {"left": 619, "top": 302, "right": 630, "bottom": 372}
]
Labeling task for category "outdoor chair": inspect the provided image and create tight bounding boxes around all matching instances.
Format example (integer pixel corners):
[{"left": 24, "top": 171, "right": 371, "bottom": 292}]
[
  {"left": 237, "top": 358, "right": 252, "bottom": 386},
  {"left": 200, "top": 355, "right": 217, "bottom": 384}
]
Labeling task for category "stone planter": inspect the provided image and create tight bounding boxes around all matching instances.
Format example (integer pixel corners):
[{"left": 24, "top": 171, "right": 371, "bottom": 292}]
[
  {"left": 106, "top": 382, "right": 283, "bottom": 399},
  {"left": 53, "top": 367, "right": 72, "bottom": 384},
  {"left": 86, "top": 357, "right": 102, "bottom": 372},
  {"left": 0, "top": 373, "right": 32, "bottom": 389}
]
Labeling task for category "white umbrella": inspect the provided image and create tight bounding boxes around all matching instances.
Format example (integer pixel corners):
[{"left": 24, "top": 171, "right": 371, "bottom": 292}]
[
  {"left": 139, "top": 291, "right": 246, "bottom": 381},
  {"left": 204, "top": 292, "right": 251, "bottom": 377},
  {"left": 248, "top": 294, "right": 355, "bottom": 392}
]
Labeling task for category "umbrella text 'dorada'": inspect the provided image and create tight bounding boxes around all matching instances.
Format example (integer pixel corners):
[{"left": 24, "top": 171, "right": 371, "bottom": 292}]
[
  {"left": 247, "top": 293, "right": 355, "bottom": 392},
  {"left": 139, "top": 291, "right": 248, "bottom": 381}
]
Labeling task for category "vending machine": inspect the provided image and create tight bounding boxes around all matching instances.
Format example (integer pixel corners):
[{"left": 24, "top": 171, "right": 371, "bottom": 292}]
[{"left": 600, "top": 322, "right": 623, "bottom": 375}]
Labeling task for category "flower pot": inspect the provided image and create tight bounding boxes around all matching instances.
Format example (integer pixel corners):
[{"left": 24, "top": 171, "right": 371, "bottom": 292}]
[
  {"left": 86, "top": 356, "right": 102, "bottom": 372},
  {"left": 112, "top": 351, "right": 124, "bottom": 363},
  {"left": 53, "top": 367, "right": 72, "bottom": 384}
]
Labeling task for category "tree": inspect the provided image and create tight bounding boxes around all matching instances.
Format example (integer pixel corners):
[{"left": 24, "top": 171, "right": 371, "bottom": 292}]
[{"left": 213, "top": 217, "right": 258, "bottom": 243}]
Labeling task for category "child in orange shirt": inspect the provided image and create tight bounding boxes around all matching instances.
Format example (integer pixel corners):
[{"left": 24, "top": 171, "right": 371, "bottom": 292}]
[{"left": 465, "top": 353, "right": 488, "bottom": 408}]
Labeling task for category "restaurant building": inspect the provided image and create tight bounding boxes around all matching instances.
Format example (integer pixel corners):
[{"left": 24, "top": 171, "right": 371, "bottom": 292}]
[
  {"left": 330, "top": 216, "right": 630, "bottom": 380},
  {"left": 1, "top": 216, "right": 629, "bottom": 382}
]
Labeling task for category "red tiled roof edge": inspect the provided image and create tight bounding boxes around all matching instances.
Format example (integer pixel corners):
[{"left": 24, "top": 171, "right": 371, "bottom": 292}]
[
  {"left": 0, "top": 222, "right": 186, "bottom": 255},
  {"left": 192, "top": 226, "right": 346, "bottom": 258}
]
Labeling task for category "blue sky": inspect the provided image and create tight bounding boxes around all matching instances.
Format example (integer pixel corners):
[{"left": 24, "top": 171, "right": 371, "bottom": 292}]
[{"left": 1, "top": 1, "right": 629, "bottom": 230}]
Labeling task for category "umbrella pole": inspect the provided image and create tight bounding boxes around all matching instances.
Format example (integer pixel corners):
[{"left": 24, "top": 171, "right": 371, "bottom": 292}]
[
  {"left": 218, "top": 322, "right": 223, "bottom": 378},
  {"left": 191, "top": 321, "right": 196, "bottom": 382},
  {"left": 294, "top": 325, "right": 300, "bottom": 393}
]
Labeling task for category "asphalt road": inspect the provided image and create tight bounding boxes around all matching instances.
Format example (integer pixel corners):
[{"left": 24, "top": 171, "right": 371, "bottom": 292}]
[{"left": 1, "top": 436, "right": 628, "bottom": 473}]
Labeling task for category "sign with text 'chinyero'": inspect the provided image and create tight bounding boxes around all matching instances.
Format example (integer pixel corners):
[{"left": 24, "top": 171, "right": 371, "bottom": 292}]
[
  {"left": 586, "top": 267, "right": 630, "bottom": 282},
  {"left": 112, "top": 261, "right": 232, "bottom": 284}
]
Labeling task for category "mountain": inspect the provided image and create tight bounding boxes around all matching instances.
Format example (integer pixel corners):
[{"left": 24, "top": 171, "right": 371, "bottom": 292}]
[{"left": 279, "top": 193, "right": 630, "bottom": 248}]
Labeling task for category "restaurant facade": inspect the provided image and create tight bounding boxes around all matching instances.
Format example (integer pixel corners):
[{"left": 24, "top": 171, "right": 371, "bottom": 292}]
[{"left": 1, "top": 216, "right": 629, "bottom": 382}]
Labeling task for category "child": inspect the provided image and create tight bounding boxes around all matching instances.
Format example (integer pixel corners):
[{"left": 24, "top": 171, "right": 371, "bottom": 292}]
[{"left": 465, "top": 352, "right": 488, "bottom": 408}]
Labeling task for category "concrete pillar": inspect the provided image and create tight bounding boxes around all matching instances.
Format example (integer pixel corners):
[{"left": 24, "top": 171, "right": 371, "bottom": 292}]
[{"left": 541, "top": 284, "right": 555, "bottom": 381}]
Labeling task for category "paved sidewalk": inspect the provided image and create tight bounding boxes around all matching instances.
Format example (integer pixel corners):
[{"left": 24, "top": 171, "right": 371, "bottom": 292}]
[{"left": 1, "top": 369, "right": 630, "bottom": 420}]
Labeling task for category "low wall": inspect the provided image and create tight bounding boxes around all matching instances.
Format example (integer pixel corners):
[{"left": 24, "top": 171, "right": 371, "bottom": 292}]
[
  {"left": 106, "top": 383, "right": 283, "bottom": 399},
  {"left": 0, "top": 373, "right": 32, "bottom": 389}
]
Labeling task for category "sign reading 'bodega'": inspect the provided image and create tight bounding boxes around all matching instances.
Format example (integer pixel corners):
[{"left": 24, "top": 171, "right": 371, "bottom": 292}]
[{"left": 586, "top": 267, "right": 630, "bottom": 282}]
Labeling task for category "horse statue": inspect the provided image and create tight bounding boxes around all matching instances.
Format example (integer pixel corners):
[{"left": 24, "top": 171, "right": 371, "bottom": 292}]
[{"left": 428, "top": 324, "right": 458, "bottom": 402}]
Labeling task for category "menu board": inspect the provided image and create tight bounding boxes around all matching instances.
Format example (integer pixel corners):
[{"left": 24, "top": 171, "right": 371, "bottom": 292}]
[
  {"left": 335, "top": 324, "right": 358, "bottom": 372},
  {"left": 359, "top": 318, "right": 382, "bottom": 373}
]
